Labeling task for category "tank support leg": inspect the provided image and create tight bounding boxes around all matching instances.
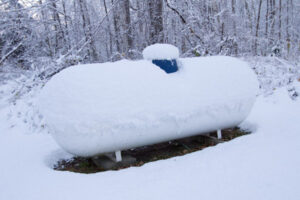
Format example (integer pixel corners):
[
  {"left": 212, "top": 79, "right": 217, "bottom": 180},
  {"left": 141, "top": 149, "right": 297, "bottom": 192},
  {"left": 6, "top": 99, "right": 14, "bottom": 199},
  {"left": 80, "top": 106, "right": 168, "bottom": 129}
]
[
  {"left": 115, "top": 150, "right": 122, "bottom": 162},
  {"left": 217, "top": 129, "right": 222, "bottom": 139}
]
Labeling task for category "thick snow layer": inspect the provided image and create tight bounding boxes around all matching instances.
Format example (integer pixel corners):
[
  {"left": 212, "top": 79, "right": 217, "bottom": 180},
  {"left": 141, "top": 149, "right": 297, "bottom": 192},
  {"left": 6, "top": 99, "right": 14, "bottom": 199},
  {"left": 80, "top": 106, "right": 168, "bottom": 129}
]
[
  {"left": 38, "top": 57, "right": 258, "bottom": 157},
  {"left": 0, "top": 84, "right": 300, "bottom": 200},
  {"left": 142, "top": 43, "right": 180, "bottom": 60}
]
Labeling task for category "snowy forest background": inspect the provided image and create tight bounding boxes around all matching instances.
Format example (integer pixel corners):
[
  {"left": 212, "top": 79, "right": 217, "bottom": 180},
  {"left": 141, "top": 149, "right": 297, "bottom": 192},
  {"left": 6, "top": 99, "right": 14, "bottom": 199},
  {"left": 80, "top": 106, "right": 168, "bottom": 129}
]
[
  {"left": 0, "top": 0, "right": 299, "bottom": 132},
  {"left": 1, "top": 0, "right": 299, "bottom": 68}
]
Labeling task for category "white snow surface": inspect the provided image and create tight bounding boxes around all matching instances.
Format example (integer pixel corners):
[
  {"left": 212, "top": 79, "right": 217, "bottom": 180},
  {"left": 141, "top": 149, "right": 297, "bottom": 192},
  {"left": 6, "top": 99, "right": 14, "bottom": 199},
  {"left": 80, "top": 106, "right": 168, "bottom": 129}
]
[
  {"left": 142, "top": 43, "right": 180, "bottom": 60},
  {"left": 38, "top": 57, "right": 258, "bottom": 156},
  {"left": 0, "top": 82, "right": 300, "bottom": 200}
]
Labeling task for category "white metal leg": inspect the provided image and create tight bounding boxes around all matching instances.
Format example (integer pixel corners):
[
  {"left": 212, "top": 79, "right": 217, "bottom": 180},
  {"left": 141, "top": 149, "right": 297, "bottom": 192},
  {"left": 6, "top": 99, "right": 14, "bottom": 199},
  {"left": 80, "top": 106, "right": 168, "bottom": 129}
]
[
  {"left": 217, "top": 129, "right": 222, "bottom": 139},
  {"left": 115, "top": 150, "right": 122, "bottom": 162}
]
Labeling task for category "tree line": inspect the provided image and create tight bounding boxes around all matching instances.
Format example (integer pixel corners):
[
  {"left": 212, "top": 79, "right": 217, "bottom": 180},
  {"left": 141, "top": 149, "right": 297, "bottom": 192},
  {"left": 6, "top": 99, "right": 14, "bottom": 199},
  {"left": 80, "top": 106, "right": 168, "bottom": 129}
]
[{"left": 0, "top": 0, "right": 299, "bottom": 70}]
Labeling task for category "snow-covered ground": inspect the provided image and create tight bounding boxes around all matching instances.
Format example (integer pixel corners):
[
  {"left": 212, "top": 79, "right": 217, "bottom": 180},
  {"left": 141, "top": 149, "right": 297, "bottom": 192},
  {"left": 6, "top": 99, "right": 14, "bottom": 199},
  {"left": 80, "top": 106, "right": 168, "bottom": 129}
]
[{"left": 0, "top": 57, "right": 300, "bottom": 200}]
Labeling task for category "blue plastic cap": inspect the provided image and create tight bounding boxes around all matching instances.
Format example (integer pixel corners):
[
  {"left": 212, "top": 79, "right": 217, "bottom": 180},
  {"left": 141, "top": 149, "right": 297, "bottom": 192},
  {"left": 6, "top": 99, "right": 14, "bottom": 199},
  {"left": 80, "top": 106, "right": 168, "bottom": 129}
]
[{"left": 152, "top": 59, "right": 178, "bottom": 74}]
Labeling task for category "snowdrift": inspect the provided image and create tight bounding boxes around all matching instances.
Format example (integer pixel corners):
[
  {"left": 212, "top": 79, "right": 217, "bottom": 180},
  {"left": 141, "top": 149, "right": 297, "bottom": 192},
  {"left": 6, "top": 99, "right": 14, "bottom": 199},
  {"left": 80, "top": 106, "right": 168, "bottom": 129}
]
[{"left": 38, "top": 56, "right": 258, "bottom": 157}]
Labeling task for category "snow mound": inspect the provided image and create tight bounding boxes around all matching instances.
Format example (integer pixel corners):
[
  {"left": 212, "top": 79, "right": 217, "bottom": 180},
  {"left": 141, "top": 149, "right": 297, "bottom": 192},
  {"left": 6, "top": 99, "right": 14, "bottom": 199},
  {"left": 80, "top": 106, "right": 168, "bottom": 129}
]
[
  {"left": 38, "top": 56, "right": 259, "bottom": 157},
  {"left": 143, "top": 43, "right": 180, "bottom": 60}
]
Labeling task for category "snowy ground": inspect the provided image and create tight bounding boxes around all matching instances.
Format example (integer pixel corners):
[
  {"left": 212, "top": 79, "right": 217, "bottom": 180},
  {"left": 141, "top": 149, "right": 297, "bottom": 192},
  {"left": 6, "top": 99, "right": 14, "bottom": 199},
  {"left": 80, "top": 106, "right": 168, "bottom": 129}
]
[{"left": 0, "top": 57, "right": 300, "bottom": 200}]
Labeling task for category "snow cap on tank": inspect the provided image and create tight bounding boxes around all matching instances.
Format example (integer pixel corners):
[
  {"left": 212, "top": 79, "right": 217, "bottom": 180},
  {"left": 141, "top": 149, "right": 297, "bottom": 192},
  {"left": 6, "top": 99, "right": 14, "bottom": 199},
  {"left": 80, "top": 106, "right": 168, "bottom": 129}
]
[
  {"left": 143, "top": 43, "right": 179, "bottom": 73},
  {"left": 142, "top": 43, "right": 180, "bottom": 60}
]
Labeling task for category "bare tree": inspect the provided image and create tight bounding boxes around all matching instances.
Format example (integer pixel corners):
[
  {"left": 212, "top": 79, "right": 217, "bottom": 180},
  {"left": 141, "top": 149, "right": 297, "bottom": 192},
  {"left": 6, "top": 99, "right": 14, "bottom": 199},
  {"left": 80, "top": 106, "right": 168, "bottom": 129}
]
[
  {"left": 123, "top": 0, "right": 133, "bottom": 56},
  {"left": 148, "top": 0, "right": 164, "bottom": 44},
  {"left": 254, "top": 0, "right": 263, "bottom": 55},
  {"left": 78, "top": 0, "right": 99, "bottom": 62},
  {"left": 1, "top": 0, "right": 300, "bottom": 69}
]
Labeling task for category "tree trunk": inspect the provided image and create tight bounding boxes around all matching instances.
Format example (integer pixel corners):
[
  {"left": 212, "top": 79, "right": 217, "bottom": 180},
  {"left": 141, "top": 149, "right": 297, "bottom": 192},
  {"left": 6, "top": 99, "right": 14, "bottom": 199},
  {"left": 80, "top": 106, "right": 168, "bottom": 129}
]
[
  {"left": 148, "top": 0, "right": 164, "bottom": 44},
  {"left": 111, "top": 0, "right": 121, "bottom": 53},
  {"left": 278, "top": 0, "right": 282, "bottom": 41},
  {"left": 265, "top": 0, "right": 269, "bottom": 38},
  {"left": 79, "top": 0, "right": 99, "bottom": 61},
  {"left": 50, "top": 0, "right": 65, "bottom": 55},
  {"left": 254, "top": 0, "right": 263, "bottom": 55},
  {"left": 286, "top": 0, "right": 291, "bottom": 56},
  {"left": 270, "top": 0, "right": 276, "bottom": 46},
  {"left": 103, "top": 0, "right": 113, "bottom": 58},
  {"left": 122, "top": 0, "right": 133, "bottom": 57},
  {"left": 231, "top": 0, "right": 237, "bottom": 55},
  {"left": 38, "top": 0, "right": 53, "bottom": 57},
  {"left": 62, "top": 0, "right": 71, "bottom": 51}
]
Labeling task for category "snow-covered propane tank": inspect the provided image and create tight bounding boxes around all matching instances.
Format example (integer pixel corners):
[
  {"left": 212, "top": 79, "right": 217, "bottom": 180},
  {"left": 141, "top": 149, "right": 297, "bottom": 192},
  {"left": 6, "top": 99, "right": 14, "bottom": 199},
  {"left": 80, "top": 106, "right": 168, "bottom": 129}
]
[{"left": 38, "top": 44, "right": 259, "bottom": 157}]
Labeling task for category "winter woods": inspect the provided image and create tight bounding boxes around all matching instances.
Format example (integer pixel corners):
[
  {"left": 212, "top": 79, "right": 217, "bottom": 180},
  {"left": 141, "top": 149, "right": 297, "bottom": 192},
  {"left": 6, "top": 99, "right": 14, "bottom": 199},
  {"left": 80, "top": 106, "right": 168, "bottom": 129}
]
[{"left": 0, "top": 0, "right": 299, "bottom": 70}]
